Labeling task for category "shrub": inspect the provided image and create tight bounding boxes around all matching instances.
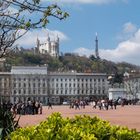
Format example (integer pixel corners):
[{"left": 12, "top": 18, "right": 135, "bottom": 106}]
[
  {"left": 8, "top": 113, "right": 140, "bottom": 140},
  {"left": 0, "top": 108, "right": 20, "bottom": 140}
]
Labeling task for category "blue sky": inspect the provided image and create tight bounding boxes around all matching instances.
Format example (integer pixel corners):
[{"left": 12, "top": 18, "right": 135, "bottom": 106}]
[{"left": 17, "top": 0, "right": 140, "bottom": 66}]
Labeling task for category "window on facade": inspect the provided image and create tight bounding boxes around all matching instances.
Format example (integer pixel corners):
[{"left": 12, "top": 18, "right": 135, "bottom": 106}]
[
  {"left": 43, "top": 83, "right": 45, "bottom": 87},
  {"left": 14, "top": 83, "right": 16, "bottom": 87},
  {"left": 19, "top": 83, "right": 21, "bottom": 87},
  {"left": 90, "top": 84, "right": 92, "bottom": 88},
  {"left": 90, "top": 90, "right": 92, "bottom": 94},
  {"left": 98, "top": 90, "right": 100, "bottom": 94},
  {"left": 102, "top": 79, "right": 104, "bottom": 82},
  {"left": 24, "top": 83, "right": 26, "bottom": 87},
  {"left": 14, "top": 90, "right": 16, "bottom": 94},
  {"left": 65, "top": 90, "right": 67, "bottom": 94},
  {"left": 23, "top": 89, "right": 26, "bottom": 94},
  {"left": 19, "top": 89, "right": 21, "bottom": 94},
  {"left": 38, "top": 83, "right": 40, "bottom": 87},
  {"left": 33, "top": 89, "right": 36, "bottom": 94},
  {"left": 43, "top": 90, "right": 45, "bottom": 94},
  {"left": 56, "top": 90, "right": 58, "bottom": 94},
  {"left": 61, "top": 83, "right": 63, "bottom": 88},
  {"left": 94, "top": 90, "right": 96, "bottom": 94},
  {"left": 73, "top": 83, "right": 75, "bottom": 87},
  {"left": 77, "top": 90, "right": 79, "bottom": 94},
  {"left": 14, "top": 97, "right": 16, "bottom": 102},
  {"left": 56, "top": 83, "right": 58, "bottom": 87},
  {"left": 38, "top": 89, "right": 40, "bottom": 94},
  {"left": 33, "top": 83, "right": 35, "bottom": 87},
  {"left": 24, "top": 78, "right": 26, "bottom": 81},
  {"left": 69, "top": 83, "right": 71, "bottom": 87}
]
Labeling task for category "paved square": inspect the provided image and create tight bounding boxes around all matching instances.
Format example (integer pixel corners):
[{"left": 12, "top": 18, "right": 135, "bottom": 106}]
[{"left": 18, "top": 105, "right": 140, "bottom": 132}]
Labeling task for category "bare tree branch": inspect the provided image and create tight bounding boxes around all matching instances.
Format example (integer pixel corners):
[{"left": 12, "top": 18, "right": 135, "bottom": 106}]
[{"left": 0, "top": 0, "right": 69, "bottom": 58}]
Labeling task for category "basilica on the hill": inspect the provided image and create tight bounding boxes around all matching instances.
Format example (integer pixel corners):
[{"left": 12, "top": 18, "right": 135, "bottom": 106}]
[{"left": 35, "top": 35, "right": 59, "bottom": 58}]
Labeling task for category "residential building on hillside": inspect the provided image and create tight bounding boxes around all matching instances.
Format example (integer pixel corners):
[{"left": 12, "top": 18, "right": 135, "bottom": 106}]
[{"left": 0, "top": 72, "right": 11, "bottom": 103}]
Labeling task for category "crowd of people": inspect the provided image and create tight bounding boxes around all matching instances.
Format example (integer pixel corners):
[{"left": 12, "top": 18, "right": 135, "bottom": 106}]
[
  {"left": 68, "top": 99, "right": 118, "bottom": 110},
  {"left": 0, "top": 99, "right": 43, "bottom": 116},
  {"left": 0, "top": 97, "right": 139, "bottom": 116}
]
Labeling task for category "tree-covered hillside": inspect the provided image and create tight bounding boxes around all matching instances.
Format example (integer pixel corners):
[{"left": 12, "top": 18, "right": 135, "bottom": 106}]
[{"left": 2, "top": 51, "right": 140, "bottom": 74}]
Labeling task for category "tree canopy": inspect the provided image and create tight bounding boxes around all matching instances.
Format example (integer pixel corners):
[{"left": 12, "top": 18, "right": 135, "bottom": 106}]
[{"left": 0, "top": 0, "right": 69, "bottom": 57}]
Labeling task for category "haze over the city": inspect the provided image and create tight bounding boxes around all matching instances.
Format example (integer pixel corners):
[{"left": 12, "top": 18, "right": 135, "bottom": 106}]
[{"left": 17, "top": 0, "right": 140, "bottom": 66}]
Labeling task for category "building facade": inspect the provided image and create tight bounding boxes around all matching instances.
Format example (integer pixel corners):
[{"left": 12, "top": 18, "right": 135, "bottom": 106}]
[
  {"left": 35, "top": 35, "right": 59, "bottom": 57},
  {"left": 1, "top": 66, "right": 109, "bottom": 105},
  {"left": 0, "top": 72, "right": 11, "bottom": 103},
  {"left": 48, "top": 72, "right": 108, "bottom": 104},
  {"left": 10, "top": 66, "right": 48, "bottom": 104},
  {"left": 124, "top": 73, "right": 140, "bottom": 99}
]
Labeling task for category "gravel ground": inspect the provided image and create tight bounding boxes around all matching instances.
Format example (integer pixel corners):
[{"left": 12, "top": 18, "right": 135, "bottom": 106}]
[{"left": 18, "top": 105, "right": 140, "bottom": 132}]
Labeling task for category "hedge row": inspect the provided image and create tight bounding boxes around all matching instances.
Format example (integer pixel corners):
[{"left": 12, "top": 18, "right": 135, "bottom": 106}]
[{"left": 8, "top": 113, "right": 140, "bottom": 140}]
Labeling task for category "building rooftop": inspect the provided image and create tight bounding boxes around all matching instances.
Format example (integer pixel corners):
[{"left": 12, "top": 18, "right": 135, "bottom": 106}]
[{"left": 11, "top": 66, "right": 47, "bottom": 75}]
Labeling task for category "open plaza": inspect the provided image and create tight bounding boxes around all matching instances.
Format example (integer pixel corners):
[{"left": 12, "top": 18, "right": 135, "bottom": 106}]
[{"left": 18, "top": 105, "right": 140, "bottom": 132}]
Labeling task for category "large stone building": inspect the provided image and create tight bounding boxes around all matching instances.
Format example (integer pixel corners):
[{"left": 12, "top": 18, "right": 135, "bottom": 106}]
[
  {"left": 1, "top": 66, "right": 109, "bottom": 105},
  {"left": 35, "top": 35, "right": 59, "bottom": 57},
  {"left": 48, "top": 72, "right": 108, "bottom": 104},
  {"left": 10, "top": 66, "right": 48, "bottom": 104},
  {"left": 124, "top": 72, "right": 140, "bottom": 99},
  {"left": 0, "top": 72, "right": 11, "bottom": 103}
]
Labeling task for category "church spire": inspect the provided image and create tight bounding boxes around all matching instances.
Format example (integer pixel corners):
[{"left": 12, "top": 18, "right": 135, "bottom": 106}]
[
  {"left": 95, "top": 32, "right": 99, "bottom": 59},
  {"left": 47, "top": 34, "right": 50, "bottom": 42},
  {"left": 56, "top": 35, "right": 59, "bottom": 43},
  {"left": 36, "top": 36, "right": 40, "bottom": 48}
]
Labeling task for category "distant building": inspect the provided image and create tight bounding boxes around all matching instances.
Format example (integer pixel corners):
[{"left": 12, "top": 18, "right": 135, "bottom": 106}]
[
  {"left": 48, "top": 72, "right": 109, "bottom": 104},
  {"left": 108, "top": 88, "right": 127, "bottom": 100},
  {"left": 124, "top": 72, "right": 140, "bottom": 99},
  {"left": 1, "top": 66, "right": 109, "bottom": 105},
  {"left": 35, "top": 35, "right": 59, "bottom": 57},
  {"left": 0, "top": 72, "right": 11, "bottom": 103},
  {"left": 10, "top": 66, "right": 48, "bottom": 104}
]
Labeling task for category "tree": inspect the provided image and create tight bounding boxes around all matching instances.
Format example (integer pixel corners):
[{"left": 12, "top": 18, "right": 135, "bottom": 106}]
[{"left": 0, "top": 0, "right": 69, "bottom": 57}]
